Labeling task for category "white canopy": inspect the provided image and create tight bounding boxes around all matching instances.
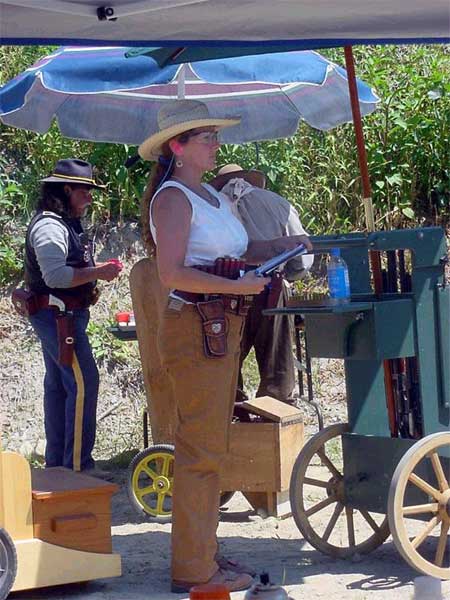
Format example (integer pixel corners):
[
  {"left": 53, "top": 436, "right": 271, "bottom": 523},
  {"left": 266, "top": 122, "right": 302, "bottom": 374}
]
[{"left": 0, "top": 0, "right": 449, "bottom": 46}]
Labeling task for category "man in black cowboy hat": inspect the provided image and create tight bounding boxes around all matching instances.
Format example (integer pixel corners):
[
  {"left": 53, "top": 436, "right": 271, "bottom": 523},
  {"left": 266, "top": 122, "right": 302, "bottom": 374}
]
[{"left": 23, "top": 158, "right": 122, "bottom": 472}]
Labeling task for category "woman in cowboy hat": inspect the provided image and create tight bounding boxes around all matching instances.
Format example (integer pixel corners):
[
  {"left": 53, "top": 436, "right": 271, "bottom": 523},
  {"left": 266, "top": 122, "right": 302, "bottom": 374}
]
[
  {"left": 139, "top": 100, "right": 312, "bottom": 593},
  {"left": 23, "top": 158, "right": 122, "bottom": 474}
]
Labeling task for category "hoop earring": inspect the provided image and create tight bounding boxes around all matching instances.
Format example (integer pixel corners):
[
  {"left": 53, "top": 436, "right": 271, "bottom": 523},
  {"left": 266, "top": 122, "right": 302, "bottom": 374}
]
[{"left": 176, "top": 158, "right": 183, "bottom": 168}]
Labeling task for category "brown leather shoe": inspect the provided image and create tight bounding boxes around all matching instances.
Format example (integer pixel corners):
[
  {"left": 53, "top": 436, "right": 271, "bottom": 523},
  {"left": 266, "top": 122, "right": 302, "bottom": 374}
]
[
  {"left": 171, "top": 568, "right": 254, "bottom": 593},
  {"left": 216, "top": 555, "right": 257, "bottom": 577}
]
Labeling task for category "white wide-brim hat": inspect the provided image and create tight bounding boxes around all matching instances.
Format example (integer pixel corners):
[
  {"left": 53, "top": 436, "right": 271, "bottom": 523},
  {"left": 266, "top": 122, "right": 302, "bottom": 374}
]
[{"left": 138, "top": 100, "right": 240, "bottom": 161}]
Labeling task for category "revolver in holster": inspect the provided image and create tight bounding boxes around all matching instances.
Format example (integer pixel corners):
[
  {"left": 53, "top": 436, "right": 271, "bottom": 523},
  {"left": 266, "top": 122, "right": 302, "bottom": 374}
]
[{"left": 56, "top": 312, "right": 75, "bottom": 367}]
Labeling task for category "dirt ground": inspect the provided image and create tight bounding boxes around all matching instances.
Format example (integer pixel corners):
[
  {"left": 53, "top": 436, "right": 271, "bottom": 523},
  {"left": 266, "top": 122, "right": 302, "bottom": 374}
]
[{"left": 11, "top": 467, "right": 450, "bottom": 600}]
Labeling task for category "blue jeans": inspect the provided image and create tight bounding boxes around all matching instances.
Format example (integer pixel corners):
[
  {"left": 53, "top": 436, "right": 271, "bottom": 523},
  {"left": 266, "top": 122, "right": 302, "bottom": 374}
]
[{"left": 29, "top": 308, "right": 99, "bottom": 471}]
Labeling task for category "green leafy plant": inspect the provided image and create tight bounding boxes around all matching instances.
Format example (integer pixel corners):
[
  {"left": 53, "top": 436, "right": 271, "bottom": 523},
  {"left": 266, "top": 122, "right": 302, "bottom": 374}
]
[
  {"left": 0, "top": 43, "right": 449, "bottom": 280},
  {"left": 86, "top": 320, "right": 132, "bottom": 365}
]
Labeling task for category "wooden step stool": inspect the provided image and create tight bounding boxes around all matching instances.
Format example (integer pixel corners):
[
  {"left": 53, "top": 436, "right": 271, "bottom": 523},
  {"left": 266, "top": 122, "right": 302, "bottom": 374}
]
[
  {"left": 0, "top": 451, "right": 121, "bottom": 593},
  {"left": 31, "top": 467, "right": 117, "bottom": 554},
  {"left": 221, "top": 396, "right": 304, "bottom": 518}
]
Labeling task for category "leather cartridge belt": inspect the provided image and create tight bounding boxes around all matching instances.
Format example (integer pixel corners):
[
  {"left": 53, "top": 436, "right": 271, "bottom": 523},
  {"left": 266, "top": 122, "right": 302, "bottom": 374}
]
[
  {"left": 36, "top": 294, "right": 91, "bottom": 311},
  {"left": 173, "top": 290, "right": 253, "bottom": 316}
]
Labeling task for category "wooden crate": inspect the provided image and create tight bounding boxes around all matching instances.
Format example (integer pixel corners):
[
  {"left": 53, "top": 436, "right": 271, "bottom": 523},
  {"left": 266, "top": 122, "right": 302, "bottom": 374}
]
[
  {"left": 220, "top": 397, "right": 304, "bottom": 517},
  {"left": 31, "top": 468, "right": 118, "bottom": 554}
]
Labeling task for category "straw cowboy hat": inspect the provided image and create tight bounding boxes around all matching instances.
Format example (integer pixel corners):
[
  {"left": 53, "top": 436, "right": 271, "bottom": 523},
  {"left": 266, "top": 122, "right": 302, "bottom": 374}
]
[
  {"left": 40, "top": 158, "right": 105, "bottom": 189},
  {"left": 209, "top": 163, "right": 266, "bottom": 191},
  {"left": 138, "top": 100, "right": 240, "bottom": 161}
]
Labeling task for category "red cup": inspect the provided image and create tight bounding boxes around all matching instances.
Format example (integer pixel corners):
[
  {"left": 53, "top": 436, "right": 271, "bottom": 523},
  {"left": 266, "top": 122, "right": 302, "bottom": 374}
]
[
  {"left": 108, "top": 258, "right": 123, "bottom": 269},
  {"left": 115, "top": 311, "right": 130, "bottom": 323},
  {"left": 189, "top": 584, "right": 230, "bottom": 600}
]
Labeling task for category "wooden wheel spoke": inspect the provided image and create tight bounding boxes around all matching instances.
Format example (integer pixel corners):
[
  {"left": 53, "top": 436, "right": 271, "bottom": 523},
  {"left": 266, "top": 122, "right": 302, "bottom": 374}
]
[
  {"left": 434, "top": 520, "right": 450, "bottom": 567},
  {"left": 345, "top": 506, "right": 356, "bottom": 547},
  {"left": 411, "top": 515, "right": 441, "bottom": 550},
  {"left": 305, "top": 494, "right": 335, "bottom": 517},
  {"left": 161, "top": 456, "right": 172, "bottom": 477},
  {"left": 317, "top": 449, "right": 342, "bottom": 480},
  {"left": 304, "top": 476, "right": 329, "bottom": 489},
  {"left": 388, "top": 433, "right": 450, "bottom": 576},
  {"left": 402, "top": 502, "right": 439, "bottom": 516},
  {"left": 408, "top": 472, "right": 441, "bottom": 501},
  {"left": 322, "top": 502, "right": 344, "bottom": 542},
  {"left": 141, "top": 465, "right": 159, "bottom": 481},
  {"left": 137, "top": 484, "right": 155, "bottom": 496},
  {"left": 429, "top": 451, "right": 449, "bottom": 492},
  {"left": 360, "top": 510, "right": 382, "bottom": 533},
  {"left": 156, "top": 492, "right": 166, "bottom": 515}
]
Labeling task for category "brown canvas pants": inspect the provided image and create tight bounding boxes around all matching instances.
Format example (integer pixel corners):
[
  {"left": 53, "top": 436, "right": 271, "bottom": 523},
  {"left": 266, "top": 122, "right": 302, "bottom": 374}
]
[
  {"left": 157, "top": 302, "right": 244, "bottom": 584},
  {"left": 130, "top": 258, "right": 177, "bottom": 443},
  {"left": 238, "top": 283, "right": 296, "bottom": 402}
]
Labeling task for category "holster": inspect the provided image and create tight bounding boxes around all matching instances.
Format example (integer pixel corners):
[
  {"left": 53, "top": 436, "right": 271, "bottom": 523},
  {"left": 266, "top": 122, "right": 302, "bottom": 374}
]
[
  {"left": 89, "top": 286, "right": 101, "bottom": 306},
  {"left": 11, "top": 288, "right": 39, "bottom": 317},
  {"left": 56, "top": 312, "right": 75, "bottom": 367},
  {"left": 196, "top": 299, "right": 228, "bottom": 358},
  {"left": 265, "top": 271, "right": 284, "bottom": 311}
]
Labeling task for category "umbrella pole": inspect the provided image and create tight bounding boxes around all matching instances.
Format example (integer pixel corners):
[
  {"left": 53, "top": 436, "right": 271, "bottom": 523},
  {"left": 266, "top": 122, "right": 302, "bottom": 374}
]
[
  {"left": 344, "top": 45, "right": 375, "bottom": 232},
  {"left": 344, "top": 45, "right": 398, "bottom": 437}
]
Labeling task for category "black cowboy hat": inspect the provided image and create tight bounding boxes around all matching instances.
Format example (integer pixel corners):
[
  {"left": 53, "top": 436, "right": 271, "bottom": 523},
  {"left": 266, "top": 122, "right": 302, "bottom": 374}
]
[{"left": 40, "top": 159, "right": 105, "bottom": 189}]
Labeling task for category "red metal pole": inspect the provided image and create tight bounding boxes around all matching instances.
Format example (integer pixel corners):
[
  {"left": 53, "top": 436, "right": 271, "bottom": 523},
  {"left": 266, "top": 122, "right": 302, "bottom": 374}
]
[
  {"left": 344, "top": 45, "right": 398, "bottom": 437},
  {"left": 344, "top": 46, "right": 372, "bottom": 205}
]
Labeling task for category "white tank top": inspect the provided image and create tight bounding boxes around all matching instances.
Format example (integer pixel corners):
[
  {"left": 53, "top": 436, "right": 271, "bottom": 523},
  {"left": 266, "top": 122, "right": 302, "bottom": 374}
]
[{"left": 150, "top": 180, "right": 248, "bottom": 266}]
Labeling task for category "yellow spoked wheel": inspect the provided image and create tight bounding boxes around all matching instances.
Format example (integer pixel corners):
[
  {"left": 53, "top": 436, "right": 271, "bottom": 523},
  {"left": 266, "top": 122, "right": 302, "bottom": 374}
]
[
  {"left": 388, "top": 432, "right": 450, "bottom": 579},
  {"left": 127, "top": 444, "right": 236, "bottom": 521},
  {"left": 127, "top": 444, "right": 175, "bottom": 522}
]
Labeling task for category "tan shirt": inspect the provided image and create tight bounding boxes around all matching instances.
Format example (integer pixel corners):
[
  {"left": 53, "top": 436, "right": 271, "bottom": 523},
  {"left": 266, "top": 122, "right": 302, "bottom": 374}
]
[{"left": 220, "top": 180, "right": 314, "bottom": 281}]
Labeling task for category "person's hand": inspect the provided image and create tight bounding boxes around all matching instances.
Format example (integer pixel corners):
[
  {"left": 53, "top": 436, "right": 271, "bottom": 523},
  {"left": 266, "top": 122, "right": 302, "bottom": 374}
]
[
  {"left": 272, "top": 234, "right": 313, "bottom": 254},
  {"left": 232, "top": 270, "right": 271, "bottom": 295},
  {"left": 96, "top": 260, "right": 123, "bottom": 281},
  {"left": 107, "top": 258, "right": 124, "bottom": 269}
]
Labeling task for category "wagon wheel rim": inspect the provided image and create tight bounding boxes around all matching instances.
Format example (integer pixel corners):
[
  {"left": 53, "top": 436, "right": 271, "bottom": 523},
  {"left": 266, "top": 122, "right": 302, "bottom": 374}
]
[
  {"left": 132, "top": 450, "right": 174, "bottom": 517},
  {"left": 290, "top": 423, "right": 390, "bottom": 558},
  {"left": 388, "top": 432, "right": 450, "bottom": 579},
  {"left": 0, "top": 528, "right": 17, "bottom": 598},
  {"left": 0, "top": 533, "right": 10, "bottom": 586}
]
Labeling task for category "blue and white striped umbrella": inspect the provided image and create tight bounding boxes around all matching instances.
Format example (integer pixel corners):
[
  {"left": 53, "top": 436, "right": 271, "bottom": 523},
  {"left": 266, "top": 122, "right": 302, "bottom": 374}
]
[{"left": 0, "top": 46, "right": 379, "bottom": 146}]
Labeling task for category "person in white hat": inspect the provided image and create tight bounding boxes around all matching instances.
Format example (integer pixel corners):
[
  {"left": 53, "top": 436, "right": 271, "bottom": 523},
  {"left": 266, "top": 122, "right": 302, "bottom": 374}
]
[
  {"left": 210, "top": 163, "right": 314, "bottom": 405},
  {"left": 139, "top": 100, "right": 312, "bottom": 593}
]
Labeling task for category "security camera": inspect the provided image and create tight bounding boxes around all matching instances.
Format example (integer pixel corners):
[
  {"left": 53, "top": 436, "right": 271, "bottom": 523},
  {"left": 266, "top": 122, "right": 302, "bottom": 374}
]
[{"left": 97, "top": 6, "right": 117, "bottom": 21}]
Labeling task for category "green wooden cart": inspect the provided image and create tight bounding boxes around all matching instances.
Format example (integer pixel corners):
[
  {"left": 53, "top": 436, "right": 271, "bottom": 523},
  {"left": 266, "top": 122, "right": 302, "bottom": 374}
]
[{"left": 267, "top": 226, "right": 450, "bottom": 579}]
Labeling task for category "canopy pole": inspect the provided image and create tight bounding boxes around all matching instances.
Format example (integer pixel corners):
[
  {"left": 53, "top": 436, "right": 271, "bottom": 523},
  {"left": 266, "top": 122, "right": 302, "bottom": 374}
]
[
  {"left": 344, "top": 45, "right": 398, "bottom": 437},
  {"left": 344, "top": 45, "right": 375, "bottom": 232}
]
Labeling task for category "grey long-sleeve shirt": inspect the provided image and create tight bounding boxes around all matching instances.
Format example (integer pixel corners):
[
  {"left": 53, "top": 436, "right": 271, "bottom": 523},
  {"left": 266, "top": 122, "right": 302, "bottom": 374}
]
[{"left": 29, "top": 214, "right": 75, "bottom": 288}]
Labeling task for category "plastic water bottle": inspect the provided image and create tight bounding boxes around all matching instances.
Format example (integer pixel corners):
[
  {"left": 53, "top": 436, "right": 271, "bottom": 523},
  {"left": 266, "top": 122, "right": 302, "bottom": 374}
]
[{"left": 327, "top": 248, "right": 351, "bottom": 304}]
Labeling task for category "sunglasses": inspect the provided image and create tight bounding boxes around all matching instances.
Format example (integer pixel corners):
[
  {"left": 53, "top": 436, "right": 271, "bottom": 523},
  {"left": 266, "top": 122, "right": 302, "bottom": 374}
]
[{"left": 178, "top": 130, "right": 220, "bottom": 146}]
